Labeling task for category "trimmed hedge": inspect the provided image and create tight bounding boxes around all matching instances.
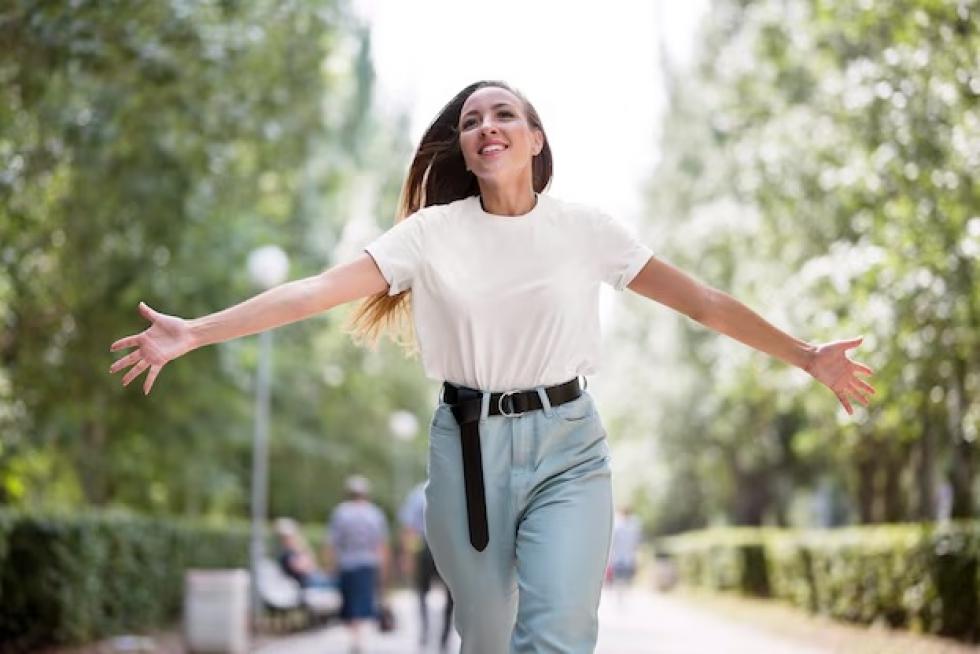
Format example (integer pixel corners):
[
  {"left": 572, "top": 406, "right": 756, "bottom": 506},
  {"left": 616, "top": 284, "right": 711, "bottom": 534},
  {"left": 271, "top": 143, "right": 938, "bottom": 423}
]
[
  {"left": 659, "top": 522, "right": 980, "bottom": 642},
  {"left": 660, "top": 527, "right": 773, "bottom": 597},
  {"left": 0, "top": 510, "right": 251, "bottom": 651}
]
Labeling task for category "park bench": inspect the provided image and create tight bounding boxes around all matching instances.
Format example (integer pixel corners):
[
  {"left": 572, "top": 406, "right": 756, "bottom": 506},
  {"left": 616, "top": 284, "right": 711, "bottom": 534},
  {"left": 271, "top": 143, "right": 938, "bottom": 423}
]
[{"left": 255, "top": 558, "right": 341, "bottom": 631}]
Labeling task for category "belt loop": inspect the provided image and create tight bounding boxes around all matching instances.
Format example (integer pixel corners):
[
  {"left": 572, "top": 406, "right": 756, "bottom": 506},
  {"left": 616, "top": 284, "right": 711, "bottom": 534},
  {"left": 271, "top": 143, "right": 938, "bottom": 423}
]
[
  {"left": 535, "top": 386, "right": 556, "bottom": 417},
  {"left": 438, "top": 384, "right": 446, "bottom": 404},
  {"left": 480, "top": 391, "right": 491, "bottom": 421}
]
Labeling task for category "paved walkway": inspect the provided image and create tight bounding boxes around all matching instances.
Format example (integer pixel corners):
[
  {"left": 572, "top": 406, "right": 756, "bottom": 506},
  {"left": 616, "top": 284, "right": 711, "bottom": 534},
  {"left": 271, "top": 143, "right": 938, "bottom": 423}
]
[{"left": 255, "top": 586, "right": 828, "bottom": 654}]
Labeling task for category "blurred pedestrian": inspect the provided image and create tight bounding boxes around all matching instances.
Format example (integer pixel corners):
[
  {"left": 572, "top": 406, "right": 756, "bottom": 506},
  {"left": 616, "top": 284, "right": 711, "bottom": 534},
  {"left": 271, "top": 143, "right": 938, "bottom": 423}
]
[
  {"left": 327, "top": 475, "right": 390, "bottom": 654},
  {"left": 400, "top": 481, "right": 454, "bottom": 651},
  {"left": 607, "top": 506, "right": 642, "bottom": 605}
]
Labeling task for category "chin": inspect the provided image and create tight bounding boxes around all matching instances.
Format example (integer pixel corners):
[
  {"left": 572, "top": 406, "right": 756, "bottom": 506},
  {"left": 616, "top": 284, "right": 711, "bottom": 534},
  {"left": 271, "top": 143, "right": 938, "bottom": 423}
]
[{"left": 473, "top": 166, "right": 516, "bottom": 183}]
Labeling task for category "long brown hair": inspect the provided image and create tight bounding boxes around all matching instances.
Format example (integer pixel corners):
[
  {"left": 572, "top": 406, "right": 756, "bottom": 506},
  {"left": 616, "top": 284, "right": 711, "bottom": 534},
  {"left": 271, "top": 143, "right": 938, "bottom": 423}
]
[{"left": 348, "top": 80, "right": 553, "bottom": 350}]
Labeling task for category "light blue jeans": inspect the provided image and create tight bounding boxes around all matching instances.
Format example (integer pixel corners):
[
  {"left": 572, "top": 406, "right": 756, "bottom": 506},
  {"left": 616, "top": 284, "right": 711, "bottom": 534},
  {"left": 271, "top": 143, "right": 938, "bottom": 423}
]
[{"left": 425, "top": 387, "right": 613, "bottom": 654}]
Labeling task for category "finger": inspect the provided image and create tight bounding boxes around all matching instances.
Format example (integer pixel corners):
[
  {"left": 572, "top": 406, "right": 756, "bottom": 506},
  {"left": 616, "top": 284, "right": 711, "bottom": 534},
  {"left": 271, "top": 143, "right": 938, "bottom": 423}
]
[
  {"left": 122, "top": 360, "right": 150, "bottom": 386},
  {"left": 836, "top": 391, "right": 853, "bottom": 415},
  {"left": 110, "top": 349, "right": 142, "bottom": 374},
  {"left": 144, "top": 365, "right": 162, "bottom": 395},
  {"left": 853, "top": 362, "right": 874, "bottom": 376},
  {"left": 139, "top": 301, "right": 159, "bottom": 323},
  {"left": 111, "top": 335, "right": 141, "bottom": 352},
  {"left": 853, "top": 378, "right": 876, "bottom": 396},
  {"left": 842, "top": 336, "right": 864, "bottom": 351},
  {"left": 849, "top": 385, "right": 872, "bottom": 406}
]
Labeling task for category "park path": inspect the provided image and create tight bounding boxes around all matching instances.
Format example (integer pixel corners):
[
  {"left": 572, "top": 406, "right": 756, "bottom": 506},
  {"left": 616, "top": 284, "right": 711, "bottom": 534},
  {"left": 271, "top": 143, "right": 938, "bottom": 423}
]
[{"left": 254, "top": 585, "right": 829, "bottom": 654}]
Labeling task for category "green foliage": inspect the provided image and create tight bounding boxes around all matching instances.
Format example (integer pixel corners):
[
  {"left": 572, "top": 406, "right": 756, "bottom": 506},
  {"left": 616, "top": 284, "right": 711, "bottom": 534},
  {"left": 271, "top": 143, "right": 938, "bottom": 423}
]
[
  {"left": 0, "top": 0, "right": 429, "bottom": 521},
  {"left": 616, "top": 0, "right": 980, "bottom": 534},
  {"left": 662, "top": 522, "right": 980, "bottom": 641},
  {"left": 0, "top": 509, "right": 250, "bottom": 650},
  {"left": 660, "top": 527, "right": 773, "bottom": 596}
]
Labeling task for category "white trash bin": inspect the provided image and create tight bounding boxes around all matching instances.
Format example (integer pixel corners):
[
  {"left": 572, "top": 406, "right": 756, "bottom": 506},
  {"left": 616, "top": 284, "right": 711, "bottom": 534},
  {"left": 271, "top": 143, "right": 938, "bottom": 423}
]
[{"left": 183, "top": 569, "right": 250, "bottom": 654}]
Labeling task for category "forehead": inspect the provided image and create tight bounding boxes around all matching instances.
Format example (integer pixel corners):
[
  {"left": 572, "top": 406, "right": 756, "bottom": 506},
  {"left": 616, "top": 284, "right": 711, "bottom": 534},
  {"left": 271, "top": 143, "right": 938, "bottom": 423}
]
[{"left": 460, "top": 87, "right": 523, "bottom": 116}]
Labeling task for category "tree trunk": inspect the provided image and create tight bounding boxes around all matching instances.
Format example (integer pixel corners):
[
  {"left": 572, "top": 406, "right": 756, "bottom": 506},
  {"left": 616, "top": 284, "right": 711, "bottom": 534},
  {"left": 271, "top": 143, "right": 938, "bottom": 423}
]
[
  {"left": 882, "top": 444, "right": 905, "bottom": 523},
  {"left": 732, "top": 468, "right": 771, "bottom": 526},
  {"left": 78, "top": 417, "right": 107, "bottom": 505},
  {"left": 917, "top": 399, "right": 937, "bottom": 521},
  {"left": 856, "top": 454, "right": 876, "bottom": 524},
  {"left": 949, "top": 358, "right": 976, "bottom": 518}
]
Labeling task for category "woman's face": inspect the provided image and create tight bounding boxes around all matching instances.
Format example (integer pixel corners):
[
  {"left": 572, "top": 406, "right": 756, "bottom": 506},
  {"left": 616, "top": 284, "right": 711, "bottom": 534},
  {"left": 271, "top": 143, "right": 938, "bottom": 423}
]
[{"left": 458, "top": 86, "right": 544, "bottom": 186}]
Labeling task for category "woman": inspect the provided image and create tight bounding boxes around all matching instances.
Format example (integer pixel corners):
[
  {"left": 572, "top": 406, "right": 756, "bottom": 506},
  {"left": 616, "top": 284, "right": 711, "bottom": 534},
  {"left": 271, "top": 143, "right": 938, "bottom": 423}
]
[{"left": 111, "top": 80, "right": 874, "bottom": 653}]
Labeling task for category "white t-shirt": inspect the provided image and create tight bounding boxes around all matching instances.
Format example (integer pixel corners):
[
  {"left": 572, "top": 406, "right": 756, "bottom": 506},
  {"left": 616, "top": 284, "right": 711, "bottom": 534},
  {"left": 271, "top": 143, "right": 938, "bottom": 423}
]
[{"left": 365, "top": 193, "right": 652, "bottom": 392}]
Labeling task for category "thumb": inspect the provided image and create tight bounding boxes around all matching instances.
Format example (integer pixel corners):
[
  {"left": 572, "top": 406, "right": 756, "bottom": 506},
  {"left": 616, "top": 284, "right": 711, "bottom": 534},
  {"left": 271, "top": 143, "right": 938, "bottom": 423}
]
[
  {"left": 842, "top": 335, "right": 864, "bottom": 350},
  {"left": 139, "top": 301, "right": 159, "bottom": 322}
]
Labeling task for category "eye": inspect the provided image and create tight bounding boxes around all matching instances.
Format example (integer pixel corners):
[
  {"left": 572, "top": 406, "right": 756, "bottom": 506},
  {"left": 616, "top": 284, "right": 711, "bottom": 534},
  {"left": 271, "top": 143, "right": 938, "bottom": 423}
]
[
  {"left": 461, "top": 117, "right": 477, "bottom": 130},
  {"left": 498, "top": 109, "right": 515, "bottom": 119}
]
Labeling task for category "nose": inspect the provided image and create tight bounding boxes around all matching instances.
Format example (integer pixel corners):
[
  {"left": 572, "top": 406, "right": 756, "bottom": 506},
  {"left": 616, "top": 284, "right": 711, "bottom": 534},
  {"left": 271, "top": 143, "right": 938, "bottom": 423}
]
[{"left": 478, "top": 115, "right": 499, "bottom": 134}]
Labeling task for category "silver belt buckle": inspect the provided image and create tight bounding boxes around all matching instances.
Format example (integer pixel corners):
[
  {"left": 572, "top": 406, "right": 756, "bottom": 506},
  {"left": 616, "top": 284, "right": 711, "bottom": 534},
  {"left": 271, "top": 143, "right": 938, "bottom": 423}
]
[{"left": 498, "top": 390, "right": 524, "bottom": 418}]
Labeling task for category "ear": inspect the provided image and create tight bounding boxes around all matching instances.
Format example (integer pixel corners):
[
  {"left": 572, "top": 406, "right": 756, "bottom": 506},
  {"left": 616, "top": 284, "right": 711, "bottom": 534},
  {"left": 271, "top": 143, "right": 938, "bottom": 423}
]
[{"left": 531, "top": 129, "right": 544, "bottom": 157}]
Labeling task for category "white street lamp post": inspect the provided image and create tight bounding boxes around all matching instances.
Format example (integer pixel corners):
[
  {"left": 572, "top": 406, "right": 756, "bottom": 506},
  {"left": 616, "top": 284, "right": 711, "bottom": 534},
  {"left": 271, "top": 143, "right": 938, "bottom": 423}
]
[
  {"left": 246, "top": 245, "right": 289, "bottom": 626},
  {"left": 388, "top": 410, "right": 419, "bottom": 508}
]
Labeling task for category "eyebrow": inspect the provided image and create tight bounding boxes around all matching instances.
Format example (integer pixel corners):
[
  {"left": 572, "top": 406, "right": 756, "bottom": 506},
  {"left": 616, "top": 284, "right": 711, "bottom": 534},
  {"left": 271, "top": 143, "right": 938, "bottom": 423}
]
[{"left": 460, "top": 102, "right": 517, "bottom": 119}]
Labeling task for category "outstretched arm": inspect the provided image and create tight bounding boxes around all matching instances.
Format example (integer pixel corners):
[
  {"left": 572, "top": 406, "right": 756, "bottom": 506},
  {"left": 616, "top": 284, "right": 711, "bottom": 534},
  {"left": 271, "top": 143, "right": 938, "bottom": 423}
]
[
  {"left": 110, "top": 253, "right": 389, "bottom": 394},
  {"left": 627, "top": 256, "right": 875, "bottom": 414}
]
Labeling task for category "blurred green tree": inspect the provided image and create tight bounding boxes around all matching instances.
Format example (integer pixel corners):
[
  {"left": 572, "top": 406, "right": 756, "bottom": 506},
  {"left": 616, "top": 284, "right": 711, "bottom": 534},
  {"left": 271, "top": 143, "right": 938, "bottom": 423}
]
[
  {"left": 0, "top": 1, "right": 429, "bottom": 522},
  {"left": 611, "top": 0, "right": 979, "bottom": 533}
]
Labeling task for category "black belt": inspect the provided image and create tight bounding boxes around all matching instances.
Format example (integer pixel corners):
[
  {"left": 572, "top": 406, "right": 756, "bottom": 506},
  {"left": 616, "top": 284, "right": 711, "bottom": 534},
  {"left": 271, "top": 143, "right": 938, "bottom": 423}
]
[{"left": 442, "top": 377, "right": 584, "bottom": 551}]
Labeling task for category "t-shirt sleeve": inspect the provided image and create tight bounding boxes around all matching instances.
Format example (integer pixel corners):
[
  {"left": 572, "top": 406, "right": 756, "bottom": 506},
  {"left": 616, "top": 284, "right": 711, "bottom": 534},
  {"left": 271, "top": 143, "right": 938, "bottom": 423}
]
[
  {"left": 364, "top": 209, "right": 427, "bottom": 295},
  {"left": 591, "top": 210, "right": 653, "bottom": 290}
]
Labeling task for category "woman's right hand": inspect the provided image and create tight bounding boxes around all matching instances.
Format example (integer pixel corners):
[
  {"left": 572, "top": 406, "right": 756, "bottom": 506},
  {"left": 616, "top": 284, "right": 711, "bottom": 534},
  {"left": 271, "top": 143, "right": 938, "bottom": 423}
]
[{"left": 110, "top": 302, "right": 196, "bottom": 395}]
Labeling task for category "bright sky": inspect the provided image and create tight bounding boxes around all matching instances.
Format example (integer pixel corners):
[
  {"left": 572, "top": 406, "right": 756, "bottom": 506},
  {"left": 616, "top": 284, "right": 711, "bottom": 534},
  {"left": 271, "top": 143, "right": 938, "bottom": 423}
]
[{"left": 351, "top": 0, "right": 708, "bottom": 226}]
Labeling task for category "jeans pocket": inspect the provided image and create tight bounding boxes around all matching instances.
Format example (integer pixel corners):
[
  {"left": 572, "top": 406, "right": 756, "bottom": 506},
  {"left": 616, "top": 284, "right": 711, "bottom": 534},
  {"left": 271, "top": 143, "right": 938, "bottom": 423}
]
[
  {"left": 552, "top": 393, "right": 596, "bottom": 423},
  {"left": 429, "top": 403, "right": 460, "bottom": 435}
]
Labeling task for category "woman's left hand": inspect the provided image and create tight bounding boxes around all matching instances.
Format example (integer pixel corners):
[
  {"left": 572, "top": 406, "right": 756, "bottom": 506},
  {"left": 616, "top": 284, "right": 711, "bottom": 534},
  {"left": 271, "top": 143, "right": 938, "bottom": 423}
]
[{"left": 805, "top": 336, "right": 875, "bottom": 415}]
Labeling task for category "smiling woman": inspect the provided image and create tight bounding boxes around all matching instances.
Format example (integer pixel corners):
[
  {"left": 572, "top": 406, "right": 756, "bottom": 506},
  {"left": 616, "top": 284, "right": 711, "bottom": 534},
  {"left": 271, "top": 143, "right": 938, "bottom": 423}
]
[{"left": 111, "top": 79, "right": 874, "bottom": 654}]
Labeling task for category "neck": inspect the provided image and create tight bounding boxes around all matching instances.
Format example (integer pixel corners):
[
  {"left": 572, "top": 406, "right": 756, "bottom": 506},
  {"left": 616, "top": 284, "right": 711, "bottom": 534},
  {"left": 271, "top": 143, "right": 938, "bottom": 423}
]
[{"left": 477, "top": 181, "right": 537, "bottom": 217}]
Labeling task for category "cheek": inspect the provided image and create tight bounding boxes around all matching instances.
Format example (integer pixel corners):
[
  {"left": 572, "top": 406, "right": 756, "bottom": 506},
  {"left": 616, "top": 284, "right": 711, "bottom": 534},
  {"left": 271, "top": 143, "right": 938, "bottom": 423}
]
[
  {"left": 508, "top": 132, "right": 533, "bottom": 157},
  {"left": 459, "top": 135, "right": 478, "bottom": 165}
]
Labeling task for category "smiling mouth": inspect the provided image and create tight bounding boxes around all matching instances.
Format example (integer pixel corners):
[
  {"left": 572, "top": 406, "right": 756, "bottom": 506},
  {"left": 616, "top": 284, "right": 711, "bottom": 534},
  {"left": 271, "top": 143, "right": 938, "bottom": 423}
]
[{"left": 479, "top": 144, "right": 508, "bottom": 156}]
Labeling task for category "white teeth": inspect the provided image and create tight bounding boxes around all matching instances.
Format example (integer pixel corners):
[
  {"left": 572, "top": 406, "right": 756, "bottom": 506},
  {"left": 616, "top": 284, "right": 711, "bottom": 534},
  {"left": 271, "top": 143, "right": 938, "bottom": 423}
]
[{"left": 481, "top": 144, "right": 505, "bottom": 154}]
